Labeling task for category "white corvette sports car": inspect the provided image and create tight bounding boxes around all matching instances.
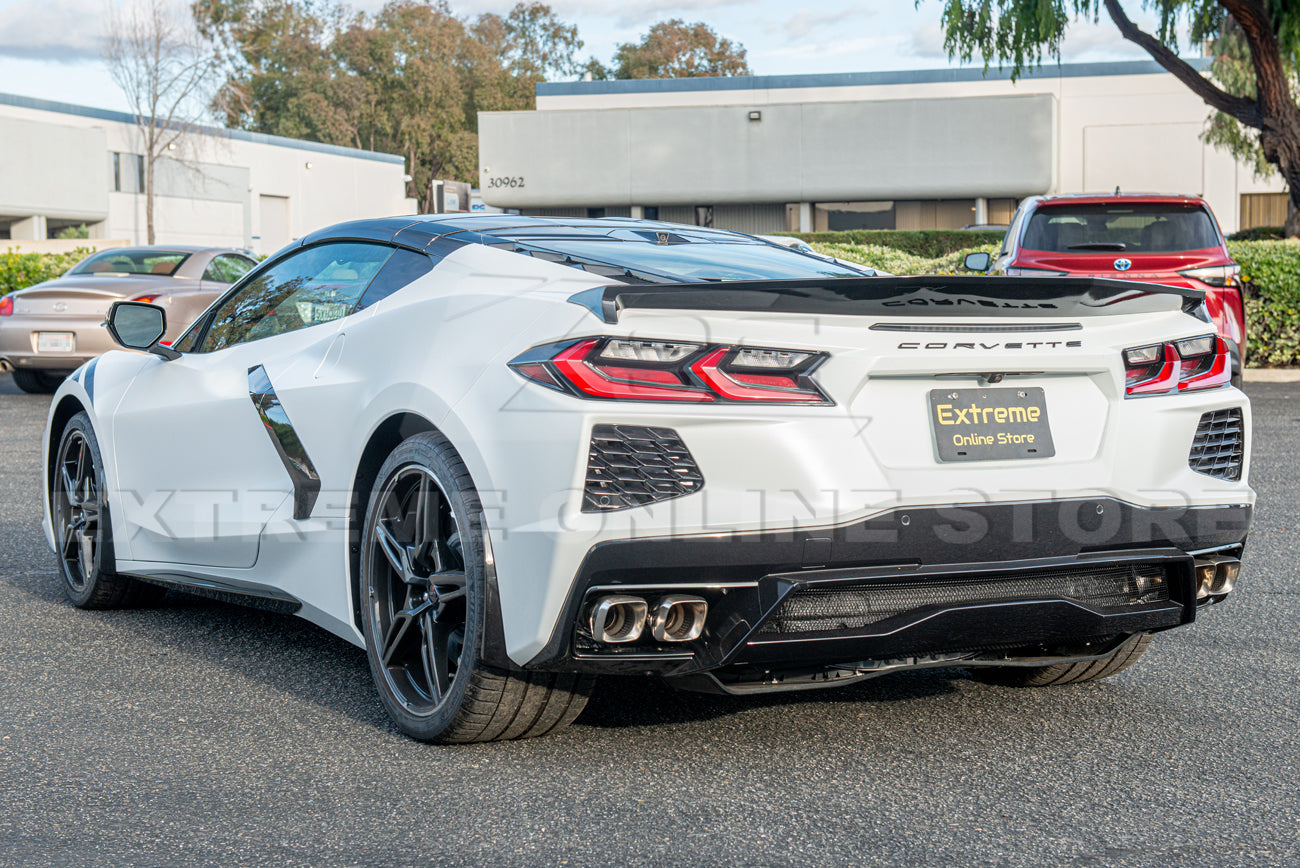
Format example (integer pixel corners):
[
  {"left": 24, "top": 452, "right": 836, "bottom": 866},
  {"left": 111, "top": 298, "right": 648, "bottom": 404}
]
[{"left": 42, "top": 216, "right": 1253, "bottom": 743}]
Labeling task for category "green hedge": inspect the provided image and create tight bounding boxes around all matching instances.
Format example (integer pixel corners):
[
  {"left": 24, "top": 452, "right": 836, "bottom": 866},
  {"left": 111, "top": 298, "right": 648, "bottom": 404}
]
[
  {"left": 1231, "top": 239, "right": 1300, "bottom": 366},
  {"left": 781, "top": 229, "right": 1005, "bottom": 258},
  {"left": 1, "top": 248, "right": 92, "bottom": 296}
]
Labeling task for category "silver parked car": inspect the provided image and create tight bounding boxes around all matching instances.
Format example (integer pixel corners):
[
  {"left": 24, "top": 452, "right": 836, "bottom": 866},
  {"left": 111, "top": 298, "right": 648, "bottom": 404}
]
[{"left": 0, "top": 246, "right": 256, "bottom": 392}]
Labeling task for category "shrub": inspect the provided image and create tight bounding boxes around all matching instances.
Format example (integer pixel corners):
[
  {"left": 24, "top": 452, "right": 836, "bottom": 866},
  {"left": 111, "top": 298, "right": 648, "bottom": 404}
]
[
  {"left": 1230, "top": 239, "right": 1300, "bottom": 366},
  {"left": 809, "top": 242, "right": 1000, "bottom": 276},
  {"left": 1228, "top": 226, "right": 1283, "bottom": 241},
  {"left": 783, "top": 229, "right": 1005, "bottom": 258},
  {"left": 0, "top": 248, "right": 92, "bottom": 296}
]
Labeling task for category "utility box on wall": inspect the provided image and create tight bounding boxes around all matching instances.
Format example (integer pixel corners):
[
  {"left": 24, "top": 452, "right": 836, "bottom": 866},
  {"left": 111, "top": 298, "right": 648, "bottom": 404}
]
[{"left": 432, "top": 180, "right": 472, "bottom": 213}]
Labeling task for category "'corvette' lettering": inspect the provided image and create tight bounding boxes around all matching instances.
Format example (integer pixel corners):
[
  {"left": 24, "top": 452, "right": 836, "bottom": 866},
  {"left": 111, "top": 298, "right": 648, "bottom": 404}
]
[{"left": 898, "top": 341, "right": 1082, "bottom": 350}]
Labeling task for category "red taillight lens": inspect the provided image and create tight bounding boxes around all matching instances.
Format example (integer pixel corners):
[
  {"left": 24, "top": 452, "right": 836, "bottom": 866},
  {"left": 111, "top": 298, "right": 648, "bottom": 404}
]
[
  {"left": 0, "top": 296, "right": 12, "bottom": 317},
  {"left": 131, "top": 294, "right": 160, "bottom": 303},
  {"left": 511, "top": 337, "right": 831, "bottom": 404},
  {"left": 1124, "top": 335, "right": 1230, "bottom": 396}
]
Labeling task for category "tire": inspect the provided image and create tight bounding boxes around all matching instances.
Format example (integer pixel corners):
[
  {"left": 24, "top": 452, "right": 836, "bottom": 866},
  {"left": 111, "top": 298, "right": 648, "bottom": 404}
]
[
  {"left": 12, "top": 369, "right": 64, "bottom": 394},
  {"left": 52, "top": 412, "right": 162, "bottom": 609},
  {"left": 973, "top": 633, "right": 1154, "bottom": 688},
  {"left": 360, "top": 431, "right": 594, "bottom": 743}
]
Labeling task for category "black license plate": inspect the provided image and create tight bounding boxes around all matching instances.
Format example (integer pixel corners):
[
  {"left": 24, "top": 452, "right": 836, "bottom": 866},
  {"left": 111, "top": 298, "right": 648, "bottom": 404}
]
[{"left": 929, "top": 387, "right": 1055, "bottom": 462}]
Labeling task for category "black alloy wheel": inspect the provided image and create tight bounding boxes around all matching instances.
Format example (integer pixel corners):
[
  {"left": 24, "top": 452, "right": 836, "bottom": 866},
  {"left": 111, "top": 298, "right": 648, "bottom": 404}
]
[
  {"left": 51, "top": 412, "right": 160, "bottom": 608},
  {"left": 360, "top": 431, "right": 596, "bottom": 743},
  {"left": 366, "top": 464, "right": 469, "bottom": 716},
  {"left": 54, "top": 425, "right": 104, "bottom": 595}
]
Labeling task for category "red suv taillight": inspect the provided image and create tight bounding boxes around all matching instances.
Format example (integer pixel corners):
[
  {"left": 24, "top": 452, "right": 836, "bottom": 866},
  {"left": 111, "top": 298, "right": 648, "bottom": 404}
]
[
  {"left": 510, "top": 337, "right": 832, "bottom": 404},
  {"left": 0, "top": 296, "right": 12, "bottom": 316},
  {"left": 1124, "top": 334, "right": 1230, "bottom": 396}
]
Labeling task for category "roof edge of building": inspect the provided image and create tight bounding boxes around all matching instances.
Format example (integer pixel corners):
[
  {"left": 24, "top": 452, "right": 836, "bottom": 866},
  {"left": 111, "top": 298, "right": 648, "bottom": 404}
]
[
  {"left": 0, "top": 91, "right": 406, "bottom": 166},
  {"left": 536, "top": 57, "right": 1213, "bottom": 97}
]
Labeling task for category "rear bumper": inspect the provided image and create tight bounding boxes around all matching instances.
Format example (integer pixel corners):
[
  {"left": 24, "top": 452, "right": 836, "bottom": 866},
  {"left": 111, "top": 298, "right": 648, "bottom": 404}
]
[
  {"left": 524, "top": 498, "right": 1251, "bottom": 678},
  {"left": 0, "top": 317, "right": 111, "bottom": 371}
]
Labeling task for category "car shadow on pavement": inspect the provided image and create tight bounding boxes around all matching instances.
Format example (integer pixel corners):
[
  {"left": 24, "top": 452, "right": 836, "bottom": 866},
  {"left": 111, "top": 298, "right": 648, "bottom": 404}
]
[{"left": 578, "top": 667, "right": 965, "bottom": 732}]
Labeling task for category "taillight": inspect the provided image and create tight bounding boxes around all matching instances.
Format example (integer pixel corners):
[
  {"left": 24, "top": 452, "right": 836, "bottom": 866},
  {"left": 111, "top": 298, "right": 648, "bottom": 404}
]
[
  {"left": 1177, "top": 265, "right": 1240, "bottom": 287},
  {"left": 0, "top": 296, "right": 12, "bottom": 317},
  {"left": 131, "top": 294, "right": 160, "bottom": 303},
  {"left": 510, "top": 337, "right": 831, "bottom": 404},
  {"left": 1124, "top": 334, "right": 1231, "bottom": 396}
]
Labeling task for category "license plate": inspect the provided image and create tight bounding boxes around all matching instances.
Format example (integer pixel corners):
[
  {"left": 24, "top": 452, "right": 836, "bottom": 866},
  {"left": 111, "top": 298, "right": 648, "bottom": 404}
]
[
  {"left": 929, "top": 387, "right": 1055, "bottom": 462},
  {"left": 37, "top": 332, "right": 75, "bottom": 353}
]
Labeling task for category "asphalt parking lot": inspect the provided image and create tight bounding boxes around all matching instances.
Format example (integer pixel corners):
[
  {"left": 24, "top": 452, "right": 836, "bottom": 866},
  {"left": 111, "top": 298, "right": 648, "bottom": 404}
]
[{"left": 0, "top": 373, "right": 1296, "bottom": 868}]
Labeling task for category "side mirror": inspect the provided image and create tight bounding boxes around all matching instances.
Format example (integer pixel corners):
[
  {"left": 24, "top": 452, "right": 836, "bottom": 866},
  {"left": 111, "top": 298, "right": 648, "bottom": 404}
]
[
  {"left": 105, "top": 301, "right": 180, "bottom": 360},
  {"left": 963, "top": 252, "right": 992, "bottom": 273}
]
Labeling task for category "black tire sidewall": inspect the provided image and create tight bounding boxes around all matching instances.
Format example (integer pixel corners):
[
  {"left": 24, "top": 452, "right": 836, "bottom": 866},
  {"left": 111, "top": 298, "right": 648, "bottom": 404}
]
[
  {"left": 14, "top": 370, "right": 62, "bottom": 394},
  {"left": 359, "top": 433, "right": 486, "bottom": 741},
  {"left": 54, "top": 412, "right": 118, "bottom": 606}
]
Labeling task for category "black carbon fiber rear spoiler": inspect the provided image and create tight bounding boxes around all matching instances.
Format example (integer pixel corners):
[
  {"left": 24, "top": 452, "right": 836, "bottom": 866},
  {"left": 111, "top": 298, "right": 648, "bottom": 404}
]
[{"left": 567, "top": 275, "right": 1207, "bottom": 325}]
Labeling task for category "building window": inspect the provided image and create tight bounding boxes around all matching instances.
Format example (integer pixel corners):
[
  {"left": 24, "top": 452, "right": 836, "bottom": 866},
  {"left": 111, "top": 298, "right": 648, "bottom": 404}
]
[
  {"left": 587, "top": 207, "right": 606, "bottom": 219},
  {"left": 694, "top": 206, "right": 713, "bottom": 228},
  {"left": 111, "top": 152, "right": 146, "bottom": 194},
  {"left": 643, "top": 206, "right": 659, "bottom": 221},
  {"left": 112, "top": 152, "right": 121, "bottom": 192}
]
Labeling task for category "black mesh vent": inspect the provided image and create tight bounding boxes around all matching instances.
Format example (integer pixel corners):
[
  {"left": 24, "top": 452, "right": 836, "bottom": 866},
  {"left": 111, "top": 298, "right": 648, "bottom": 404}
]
[
  {"left": 583, "top": 425, "right": 704, "bottom": 512},
  {"left": 761, "top": 564, "right": 1170, "bottom": 635},
  {"left": 1189, "top": 409, "right": 1244, "bottom": 481}
]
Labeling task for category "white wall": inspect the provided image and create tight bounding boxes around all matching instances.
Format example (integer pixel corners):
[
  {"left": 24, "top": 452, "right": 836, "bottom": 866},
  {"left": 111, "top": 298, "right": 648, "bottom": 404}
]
[
  {"left": 531, "top": 66, "right": 1288, "bottom": 233},
  {"left": 0, "top": 96, "right": 413, "bottom": 251}
]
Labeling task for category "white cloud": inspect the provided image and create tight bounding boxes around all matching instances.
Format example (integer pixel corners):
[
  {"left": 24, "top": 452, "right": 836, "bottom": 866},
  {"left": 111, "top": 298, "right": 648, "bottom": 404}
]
[
  {"left": 765, "top": 6, "right": 871, "bottom": 41},
  {"left": 0, "top": 0, "right": 107, "bottom": 62}
]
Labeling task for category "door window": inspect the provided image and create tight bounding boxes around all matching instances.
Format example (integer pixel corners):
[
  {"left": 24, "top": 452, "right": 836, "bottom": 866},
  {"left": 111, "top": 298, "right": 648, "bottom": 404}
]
[
  {"left": 202, "top": 254, "right": 257, "bottom": 284},
  {"left": 198, "top": 243, "right": 391, "bottom": 352}
]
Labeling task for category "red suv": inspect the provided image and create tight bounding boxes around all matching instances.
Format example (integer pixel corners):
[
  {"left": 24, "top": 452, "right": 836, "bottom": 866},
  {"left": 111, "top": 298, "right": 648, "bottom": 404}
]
[{"left": 988, "top": 194, "right": 1246, "bottom": 353}]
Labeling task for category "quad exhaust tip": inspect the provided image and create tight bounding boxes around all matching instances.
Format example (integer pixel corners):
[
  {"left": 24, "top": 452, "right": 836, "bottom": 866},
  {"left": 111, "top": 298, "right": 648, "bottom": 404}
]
[
  {"left": 1194, "top": 557, "right": 1241, "bottom": 599},
  {"left": 589, "top": 595, "right": 649, "bottom": 643},
  {"left": 589, "top": 594, "right": 709, "bottom": 644}
]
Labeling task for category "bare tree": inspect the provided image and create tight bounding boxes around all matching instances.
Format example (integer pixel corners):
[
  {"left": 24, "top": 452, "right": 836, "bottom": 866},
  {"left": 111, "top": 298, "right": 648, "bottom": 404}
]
[{"left": 104, "top": 0, "right": 219, "bottom": 244}]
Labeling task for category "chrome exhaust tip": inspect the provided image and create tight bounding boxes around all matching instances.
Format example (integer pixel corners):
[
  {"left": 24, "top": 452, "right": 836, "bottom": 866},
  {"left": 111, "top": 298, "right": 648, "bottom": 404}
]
[
  {"left": 1194, "top": 557, "right": 1242, "bottom": 599},
  {"left": 589, "top": 595, "right": 648, "bottom": 643},
  {"left": 649, "top": 595, "right": 707, "bottom": 643}
]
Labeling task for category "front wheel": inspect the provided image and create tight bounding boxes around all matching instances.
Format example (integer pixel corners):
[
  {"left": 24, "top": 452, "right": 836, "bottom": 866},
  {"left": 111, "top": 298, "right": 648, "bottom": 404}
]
[
  {"left": 360, "top": 431, "right": 593, "bottom": 743},
  {"left": 52, "top": 412, "right": 163, "bottom": 608}
]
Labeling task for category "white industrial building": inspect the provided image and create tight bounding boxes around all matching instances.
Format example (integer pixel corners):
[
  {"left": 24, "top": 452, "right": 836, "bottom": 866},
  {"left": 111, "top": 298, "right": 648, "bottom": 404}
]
[
  {"left": 1, "top": 93, "right": 415, "bottom": 254},
  {"left": 478, "top": 59, "right": 1289, "bottom": 235}
]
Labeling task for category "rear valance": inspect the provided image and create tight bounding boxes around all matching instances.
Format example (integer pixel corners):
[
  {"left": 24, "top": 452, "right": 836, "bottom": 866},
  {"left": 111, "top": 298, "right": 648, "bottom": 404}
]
[{"left": 568, "top": 276, "right": 1206, "bottom": 324}]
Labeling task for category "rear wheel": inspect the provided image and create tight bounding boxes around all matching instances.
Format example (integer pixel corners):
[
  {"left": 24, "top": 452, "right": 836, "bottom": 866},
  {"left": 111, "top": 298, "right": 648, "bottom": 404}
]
[
  {"left": 13, "top": 369, "right": 64, "bottom": 394},
  {"left": 360, "top": 431, "right": 593, "bottom": 743},
  {"left": 52, "top": 413, "right": 163, "bottom": 608},
  {"left": 973, "top": 634, "right": 1153, "bottom": 687}
]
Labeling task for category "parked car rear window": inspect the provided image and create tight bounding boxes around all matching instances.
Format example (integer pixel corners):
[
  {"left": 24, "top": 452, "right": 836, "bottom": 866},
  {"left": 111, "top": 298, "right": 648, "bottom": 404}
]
[
  {"left": 68, "top": 249, "right": 192, "bottom": 276},
  {"left": 514, "top": 238, "right": 871, "bottom": 282},
  {"left": 1021, "top": 204, "right": 1220, "bottom": 253}
]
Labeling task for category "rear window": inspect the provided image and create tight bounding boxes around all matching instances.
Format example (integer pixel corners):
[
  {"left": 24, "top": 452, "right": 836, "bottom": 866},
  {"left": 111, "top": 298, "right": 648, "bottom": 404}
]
[
  {"left": 508, "top": 237, "right": 870, "bottom": 282},
  {"left": 68, "top": 249, "right": 192, "bottom": 276},
  {"left": 1021, "top": 204, "right": 1220, "bottom": 254}
]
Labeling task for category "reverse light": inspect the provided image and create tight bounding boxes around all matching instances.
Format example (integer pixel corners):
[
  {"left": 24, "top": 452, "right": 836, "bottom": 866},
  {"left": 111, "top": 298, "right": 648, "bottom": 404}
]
[
  {"left": 1123, "top": 334, "right": 1231, "bottom": 396},
  {"left": 1177, "top": 265, "right": 1240, "bottom": 287},
  {"left": 0, "top": 296, "right": 12, "bottom": 317},
  {"left": 510, "top": 337, "right": 831, "bottom": 404}
]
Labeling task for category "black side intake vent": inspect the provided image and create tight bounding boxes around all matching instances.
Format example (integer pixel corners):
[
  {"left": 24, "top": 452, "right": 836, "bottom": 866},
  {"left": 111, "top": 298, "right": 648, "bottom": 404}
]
[
  {"left": 583, "top": 425, "right": 703, "bottom": 512},
  {"left": 1189, "top": 409, "right": 1245, "bottom": 481}
]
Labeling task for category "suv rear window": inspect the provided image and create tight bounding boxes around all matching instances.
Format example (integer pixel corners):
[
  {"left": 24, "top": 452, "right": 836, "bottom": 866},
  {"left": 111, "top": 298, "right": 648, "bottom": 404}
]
[{"left": 1021, "top": 204, "right": 1220, "bottom": 253}]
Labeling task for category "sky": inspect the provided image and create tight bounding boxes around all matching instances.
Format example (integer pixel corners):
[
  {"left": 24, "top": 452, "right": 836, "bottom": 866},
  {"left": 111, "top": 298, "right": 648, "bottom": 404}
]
[{"left": 0, "top": 0, "right": 1189, "bottom": 116}]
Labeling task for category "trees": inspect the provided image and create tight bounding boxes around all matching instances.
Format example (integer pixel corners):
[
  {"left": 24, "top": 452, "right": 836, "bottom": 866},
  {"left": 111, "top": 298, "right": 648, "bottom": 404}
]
[
  {"left": 590, "top": 19, "right": 751, "bottom": 80},
  {"left": 934, "top": 0, "right": 1300, "bottom": 236},
  {"left": 105, "top": 0, "right": 221, "bottom": 244},
  {"left": 193, "top": 0, "right": 585, "bottom": 210}
]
